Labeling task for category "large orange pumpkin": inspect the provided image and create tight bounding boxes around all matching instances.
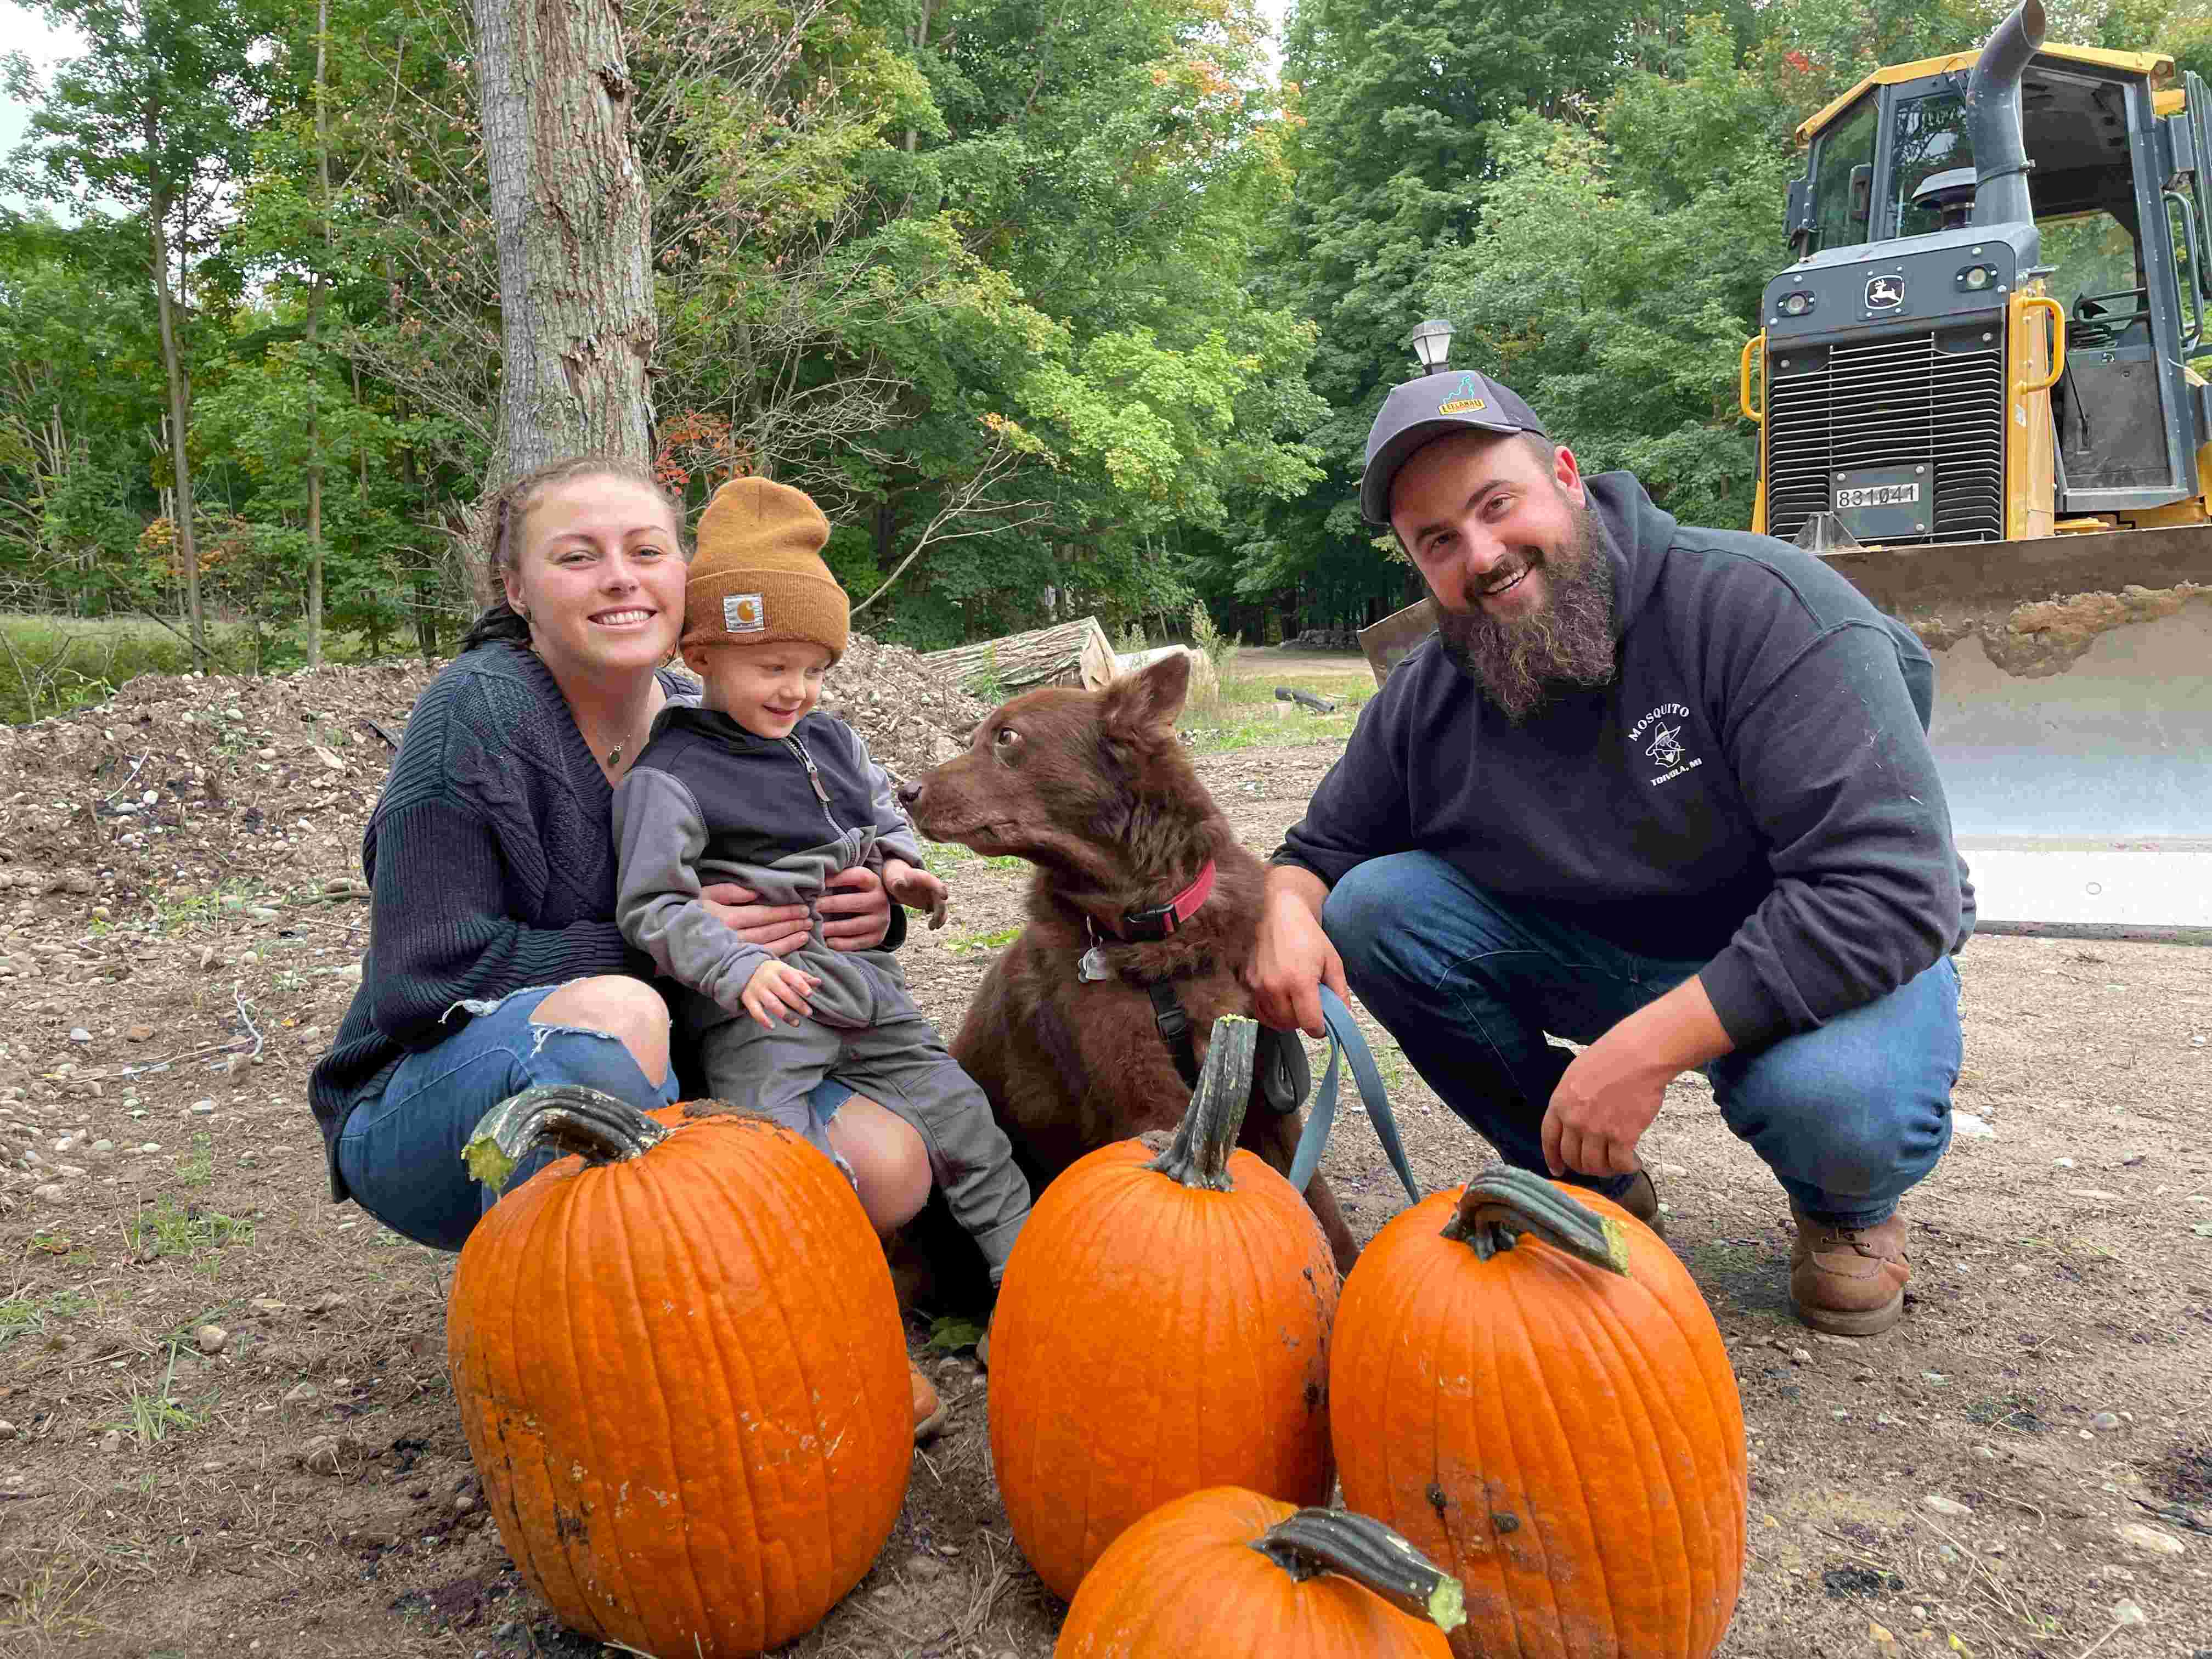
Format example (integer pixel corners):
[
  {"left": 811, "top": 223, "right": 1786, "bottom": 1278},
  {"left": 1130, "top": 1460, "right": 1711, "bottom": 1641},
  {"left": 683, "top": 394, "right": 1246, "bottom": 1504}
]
[
  {"left": 988, "top": 1017, "right": 1340, "bottom": 1601},
  {"left": 1057, "top": 1487, "right": 1465, "bottom": 1657},
  {"left": 1330, "top": 1167, "right": 1746, "bottom": 1659},
  {"left": 448, "top": 1086, "right": 912, "bottom": 1657}
]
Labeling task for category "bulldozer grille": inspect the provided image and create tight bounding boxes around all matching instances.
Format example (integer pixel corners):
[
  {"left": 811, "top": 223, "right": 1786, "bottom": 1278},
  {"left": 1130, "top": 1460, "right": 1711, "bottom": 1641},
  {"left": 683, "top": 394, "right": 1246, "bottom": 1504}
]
[{"left": 1765, "top": 328, "right": 2006, "bottom": 544}]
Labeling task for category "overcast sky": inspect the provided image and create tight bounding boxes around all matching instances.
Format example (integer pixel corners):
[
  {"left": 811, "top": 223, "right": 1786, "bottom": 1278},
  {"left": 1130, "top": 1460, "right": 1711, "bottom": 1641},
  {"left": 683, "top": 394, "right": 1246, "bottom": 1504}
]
[{"left": 2, "top": 2, "right": 83, "bottom": 212}]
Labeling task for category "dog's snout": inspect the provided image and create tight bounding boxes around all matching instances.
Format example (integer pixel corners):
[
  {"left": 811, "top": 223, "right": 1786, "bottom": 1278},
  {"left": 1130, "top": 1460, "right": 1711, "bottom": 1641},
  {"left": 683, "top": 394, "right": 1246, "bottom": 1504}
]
[{"left": 896, "top": 780, "right": 923, "bottom": 808}]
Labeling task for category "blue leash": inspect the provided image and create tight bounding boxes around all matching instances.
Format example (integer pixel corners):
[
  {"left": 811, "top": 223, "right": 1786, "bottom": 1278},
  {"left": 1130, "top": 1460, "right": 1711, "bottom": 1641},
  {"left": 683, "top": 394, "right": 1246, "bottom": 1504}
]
[{"left": 1286, "top": 985, "right": 1423, "bottom": 1206}]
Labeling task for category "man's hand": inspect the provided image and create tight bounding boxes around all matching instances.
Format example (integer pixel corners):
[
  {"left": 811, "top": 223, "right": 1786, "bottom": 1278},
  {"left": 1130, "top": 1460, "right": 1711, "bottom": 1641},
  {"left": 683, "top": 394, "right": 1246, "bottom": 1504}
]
[
  {"left": 881, "top": 859, "right": 950, "bottom": 929},
  {"left": 1541, "top": 975, "right": 1734, "bottom": 1179},
  {"left": 740, "top": 957, "right": 819, "bottom": 1029},
  {"left": 1243, "top": 865, "right": 1346, "bottom": 1039}
]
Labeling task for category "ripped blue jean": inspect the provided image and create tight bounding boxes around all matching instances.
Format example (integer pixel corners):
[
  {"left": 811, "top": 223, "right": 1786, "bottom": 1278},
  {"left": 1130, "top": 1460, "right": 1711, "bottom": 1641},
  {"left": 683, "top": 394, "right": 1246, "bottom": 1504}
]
[{"left": 334, "top": 982, "right": 851, "bottom": 1251}]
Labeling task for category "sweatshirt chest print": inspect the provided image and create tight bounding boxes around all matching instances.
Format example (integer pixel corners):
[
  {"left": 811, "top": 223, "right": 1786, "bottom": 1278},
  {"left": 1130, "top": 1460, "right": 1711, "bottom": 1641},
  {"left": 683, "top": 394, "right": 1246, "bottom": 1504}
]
[{"left": 1629, "top": 702, "right": 1704, "bottom": 787}]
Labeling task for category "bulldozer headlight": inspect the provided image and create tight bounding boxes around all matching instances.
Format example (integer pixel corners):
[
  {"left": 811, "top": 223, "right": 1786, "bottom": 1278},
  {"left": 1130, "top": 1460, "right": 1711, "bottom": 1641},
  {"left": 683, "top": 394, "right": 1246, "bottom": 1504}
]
[
  {"left": 1957, "top": 263, "right": 1997, "bottom": 292},
  {"left": 1781, "top": 290, "right": 1814, "bottom": 317}
]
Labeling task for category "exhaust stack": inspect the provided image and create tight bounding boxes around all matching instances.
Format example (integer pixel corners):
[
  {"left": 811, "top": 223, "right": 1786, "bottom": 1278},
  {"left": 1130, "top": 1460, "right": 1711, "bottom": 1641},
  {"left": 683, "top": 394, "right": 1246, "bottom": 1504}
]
[{"left": 1967, "top": 0, "right": 2046, "bottom": 248}]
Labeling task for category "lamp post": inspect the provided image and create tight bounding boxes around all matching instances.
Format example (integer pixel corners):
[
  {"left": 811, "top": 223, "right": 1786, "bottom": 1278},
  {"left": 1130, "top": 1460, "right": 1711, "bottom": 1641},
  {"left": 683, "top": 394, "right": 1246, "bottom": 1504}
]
[{"left": 1408, "top": 318, "right": 1454, "bottom": 371}]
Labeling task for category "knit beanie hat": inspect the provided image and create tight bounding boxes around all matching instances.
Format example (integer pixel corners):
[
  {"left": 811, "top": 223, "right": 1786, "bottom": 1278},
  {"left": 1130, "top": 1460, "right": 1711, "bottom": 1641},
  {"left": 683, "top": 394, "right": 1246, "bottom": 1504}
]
[{"left": 681, "top": 476, "right": 849, "bottom": 662}]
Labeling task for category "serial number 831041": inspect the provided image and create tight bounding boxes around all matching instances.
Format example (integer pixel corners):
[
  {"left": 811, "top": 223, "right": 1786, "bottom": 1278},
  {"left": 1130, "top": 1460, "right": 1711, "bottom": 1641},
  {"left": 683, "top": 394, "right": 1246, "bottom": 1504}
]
[{"left": 1835, "top": 482, "right": 1922, "bottom": 509}]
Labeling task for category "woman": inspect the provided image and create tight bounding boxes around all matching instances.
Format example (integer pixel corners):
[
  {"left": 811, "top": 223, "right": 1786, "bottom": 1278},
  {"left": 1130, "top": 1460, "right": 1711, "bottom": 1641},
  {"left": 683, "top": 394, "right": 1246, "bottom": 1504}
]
[{"left": 308, "top": 456, "right": 936, "bottom": 1269}]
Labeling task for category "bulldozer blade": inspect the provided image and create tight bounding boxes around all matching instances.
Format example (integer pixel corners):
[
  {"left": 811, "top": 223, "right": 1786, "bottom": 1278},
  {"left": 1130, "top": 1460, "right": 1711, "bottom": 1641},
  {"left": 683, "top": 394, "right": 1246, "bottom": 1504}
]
[
  {"left": 1354, "top": 527, "right": 2211, "bottom": 940},
  {"left": 1825, "top": 528, "right": 2210, "bottom": 941}
]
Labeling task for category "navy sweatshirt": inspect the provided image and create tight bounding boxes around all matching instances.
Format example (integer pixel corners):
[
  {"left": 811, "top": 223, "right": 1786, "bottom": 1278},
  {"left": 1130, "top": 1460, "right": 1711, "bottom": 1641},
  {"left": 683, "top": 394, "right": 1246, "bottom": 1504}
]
[{"left": 1276, "top": 471, "right": 1975, "bottom": 1051}]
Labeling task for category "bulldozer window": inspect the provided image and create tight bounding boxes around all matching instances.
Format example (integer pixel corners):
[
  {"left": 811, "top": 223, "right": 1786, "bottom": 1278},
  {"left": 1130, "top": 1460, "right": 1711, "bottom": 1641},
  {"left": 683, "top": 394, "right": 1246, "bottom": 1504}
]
[
  {"left": 2040, "top": 211, "right": 2145, "bottom": 340},
  {"left": 1891, "top": 90, "right": 1974, "bottom": 239},
  {"left": 1809, "top": 97, "right": 1879, "bottom": 252}
]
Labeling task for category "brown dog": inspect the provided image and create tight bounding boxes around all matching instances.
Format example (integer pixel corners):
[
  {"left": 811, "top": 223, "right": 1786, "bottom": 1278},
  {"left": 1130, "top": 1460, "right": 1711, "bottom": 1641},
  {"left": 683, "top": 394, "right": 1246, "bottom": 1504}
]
[{"left": 898, "top": 651, "right": 1358, "bottom": 1273}]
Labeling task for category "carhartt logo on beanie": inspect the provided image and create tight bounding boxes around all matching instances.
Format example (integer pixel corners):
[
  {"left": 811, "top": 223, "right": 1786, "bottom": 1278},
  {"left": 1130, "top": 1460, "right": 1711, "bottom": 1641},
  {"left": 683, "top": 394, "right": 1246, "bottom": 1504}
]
[{"left": 682, "top": 477, "right": 849, "bottom": 662}]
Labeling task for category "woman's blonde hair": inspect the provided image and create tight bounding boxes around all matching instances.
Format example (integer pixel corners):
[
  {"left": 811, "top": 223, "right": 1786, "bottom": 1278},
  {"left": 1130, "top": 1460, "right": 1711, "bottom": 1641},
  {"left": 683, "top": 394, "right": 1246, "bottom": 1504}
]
[{"left": 459, "top": 455, "right": 682, "bottom": 652}]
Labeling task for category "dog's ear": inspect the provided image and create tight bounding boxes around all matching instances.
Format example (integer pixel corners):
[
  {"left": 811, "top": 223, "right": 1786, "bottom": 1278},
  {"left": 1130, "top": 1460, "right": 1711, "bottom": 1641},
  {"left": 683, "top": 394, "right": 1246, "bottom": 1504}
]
[{"left": 1102, "top": 651, "right": 1191, "bottom": 735}]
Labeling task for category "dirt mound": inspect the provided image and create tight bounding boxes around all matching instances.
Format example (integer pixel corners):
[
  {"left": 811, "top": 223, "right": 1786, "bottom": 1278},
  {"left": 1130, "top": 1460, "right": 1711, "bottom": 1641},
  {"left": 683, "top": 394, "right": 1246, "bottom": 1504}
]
[
  {"left": 0, "top": 638, "right": 982, "bottom": 912},
  {"left": 821, "top": 634, "right": 990, "bottom": 777}
]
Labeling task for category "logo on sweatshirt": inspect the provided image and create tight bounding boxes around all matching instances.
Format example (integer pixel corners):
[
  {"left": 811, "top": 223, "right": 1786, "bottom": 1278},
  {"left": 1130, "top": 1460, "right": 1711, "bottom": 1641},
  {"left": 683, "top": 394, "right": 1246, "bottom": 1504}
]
[
  {"left": 725, "top": 593, "right": 765, "bottom": 633},
  {"left": 1630, "top": 702, "right": 1703, "bottom": 786}
]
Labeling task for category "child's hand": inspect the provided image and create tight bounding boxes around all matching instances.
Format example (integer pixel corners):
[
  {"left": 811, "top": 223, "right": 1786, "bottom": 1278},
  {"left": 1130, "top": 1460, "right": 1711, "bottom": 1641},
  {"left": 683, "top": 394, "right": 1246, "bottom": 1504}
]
[
  {"left": 740, "top": 957, "right": 819, "bottom": 1029},
  {"left": 883, "top": 859, "right": 949, "bottom": 929}
]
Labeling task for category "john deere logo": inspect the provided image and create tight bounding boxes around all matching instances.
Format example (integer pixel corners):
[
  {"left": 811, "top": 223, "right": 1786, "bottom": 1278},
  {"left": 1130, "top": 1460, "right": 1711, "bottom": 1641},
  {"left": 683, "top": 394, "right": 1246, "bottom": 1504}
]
[
  {"left": 1866, "top": 275, "right": 1905, "bottom": 310},
  {"left": 1438, "top": 375, "right": 1491, "bottom": 416},
  {"left": 725, "top": 593, "right": 766, "bottom": 633}
]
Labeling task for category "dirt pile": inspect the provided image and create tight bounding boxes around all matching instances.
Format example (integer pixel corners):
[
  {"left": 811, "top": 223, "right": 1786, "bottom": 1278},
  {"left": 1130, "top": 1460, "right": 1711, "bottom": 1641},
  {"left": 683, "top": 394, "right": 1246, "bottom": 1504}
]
[
  {"left": 821, "top": 634, "right": 991, "bottom": 777},
  {"left": 0, "top": 639, "right": 982, "bottom": 913}
]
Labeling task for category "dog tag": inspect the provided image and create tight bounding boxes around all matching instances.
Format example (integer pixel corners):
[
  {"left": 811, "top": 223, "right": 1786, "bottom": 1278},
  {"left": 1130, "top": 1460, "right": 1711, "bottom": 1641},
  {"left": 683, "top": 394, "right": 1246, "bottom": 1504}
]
[{"left": 1077, "top": 946, "right": 1111, "bottom": 984}]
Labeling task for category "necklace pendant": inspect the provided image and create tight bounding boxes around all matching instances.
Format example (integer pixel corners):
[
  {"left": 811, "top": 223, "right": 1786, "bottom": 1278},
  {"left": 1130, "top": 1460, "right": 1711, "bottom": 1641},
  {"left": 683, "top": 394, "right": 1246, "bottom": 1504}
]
[{"left": 1077, "top": 946, "right": 1111, "bottom": 984}]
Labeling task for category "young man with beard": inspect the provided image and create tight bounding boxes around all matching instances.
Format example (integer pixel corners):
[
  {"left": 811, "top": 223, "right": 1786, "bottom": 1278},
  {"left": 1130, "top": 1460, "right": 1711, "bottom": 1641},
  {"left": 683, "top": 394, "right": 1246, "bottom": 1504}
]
[{"left": 1246, "top": 370, "right": 1972, "bottom": 1336}]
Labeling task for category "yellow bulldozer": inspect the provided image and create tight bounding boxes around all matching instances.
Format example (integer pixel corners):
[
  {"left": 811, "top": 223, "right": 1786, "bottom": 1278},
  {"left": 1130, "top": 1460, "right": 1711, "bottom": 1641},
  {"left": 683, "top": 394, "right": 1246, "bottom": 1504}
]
[{"left": 1362, "top": 0, "right": 2209, "bottom": 938}]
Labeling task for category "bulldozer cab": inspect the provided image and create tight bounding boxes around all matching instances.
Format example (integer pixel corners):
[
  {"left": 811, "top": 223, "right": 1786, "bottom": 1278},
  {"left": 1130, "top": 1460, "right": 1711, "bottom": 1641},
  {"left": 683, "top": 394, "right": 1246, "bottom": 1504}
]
[{"left": 1767, "top": 41, "right": 2212, "bottom": 537}]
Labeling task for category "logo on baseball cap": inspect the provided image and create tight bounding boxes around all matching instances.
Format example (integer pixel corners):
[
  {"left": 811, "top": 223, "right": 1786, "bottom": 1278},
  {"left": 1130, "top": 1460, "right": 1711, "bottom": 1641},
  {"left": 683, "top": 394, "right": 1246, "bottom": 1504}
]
[{"left": 1358, "top": 369, "right": 1548, "bottom": 525}]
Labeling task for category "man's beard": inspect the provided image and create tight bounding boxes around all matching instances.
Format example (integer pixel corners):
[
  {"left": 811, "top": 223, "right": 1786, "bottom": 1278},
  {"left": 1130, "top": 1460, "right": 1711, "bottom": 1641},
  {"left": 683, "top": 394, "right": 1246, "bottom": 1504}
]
[{"left": 1430, "top": 500, "right": 1617, "bottom": 721}]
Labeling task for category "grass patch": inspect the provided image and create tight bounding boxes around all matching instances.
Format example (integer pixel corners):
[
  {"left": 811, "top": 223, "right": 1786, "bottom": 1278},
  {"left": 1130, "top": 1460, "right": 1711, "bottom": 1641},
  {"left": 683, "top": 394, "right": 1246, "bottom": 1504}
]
[
  {"left": 108, "top": 1348, "right": 203, "bottom": 1446},
  {"left": 0, "top": 1286, "right": 92, "bottom": 1346},
  {"left": 0, "top": 1555, "right": 105, "bottom": 1643},
  {"left": 125, "top": 1198, "right": 253, "bottom": 1262},
  {"left": 0, "top": 612, "right": 389, "bottom": 725},
  {"left": 946, "top": 923, "right": 1023, "bottom": 956},
  {"left": 923, "top": 839, "right": 1026, "bottom": 874},
  {"left": 1180, "top": 709, "right": 1362, "bottom": 754},
  {"left": 174, "top": 1133, "right": 215, "bottom": 1188}
]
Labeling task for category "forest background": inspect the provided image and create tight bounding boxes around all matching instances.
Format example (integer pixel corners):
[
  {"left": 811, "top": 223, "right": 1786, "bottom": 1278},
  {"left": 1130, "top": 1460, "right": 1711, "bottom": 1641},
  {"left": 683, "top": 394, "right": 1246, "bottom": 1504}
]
[{"left": 3, "top": 0, "right": 2209, "bottom": 712}]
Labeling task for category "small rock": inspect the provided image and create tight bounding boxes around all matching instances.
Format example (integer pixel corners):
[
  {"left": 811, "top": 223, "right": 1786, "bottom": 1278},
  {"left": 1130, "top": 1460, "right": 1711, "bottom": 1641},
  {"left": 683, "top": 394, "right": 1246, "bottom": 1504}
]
[
  {"left": 68, "top": 1027, "right": 90, "bottom": 1043},
  {"left": 124, "top": 1026, "right": 154, "bottom": 1043},
  {"left": 906, "top": 1554, "right": 946, "bottom": 1582},
  {"left": 2068, "top": 1188, "right": 2125, "bottom": 1201},
  {"left": 99, "top": 1429, "right": 122, "bottom": 1454},
  {"left": 195, "top": 1324, "right": 228, "bottom": 1355},
  {"left": 90, "top": 1139, "right": 114, "bottom": 1155},
  {"left": 454, "top": 1494, "right": 476, "bottom": 1515},
  {"left": 2092, "top": 1411, "right": 2121, "bottom": 1430},
  {"left": 1922, "top": 1494, "right": 1972, "bottom": 1516},
  {"left": 2054, "top": 1156, "right": 2077, "bottom": 1169},
  {"left": 2112, "top": 1599, "right": 2147, "bottom": 1627},
  {"left": 2117, "top": 1523, "right": 2186, "bottom": 1555},
  {"left": 245, "top": 905, "right": 280, "bottom": 921},
  {"left": 283, "top": 1382, "right": 320, "bottom": 1405},
  {"left": 32, "top": 1183, "right": 66, "bottom": 1204},
  {"left": 1788, "top": 1347, "right": 1813, "bottom": 1365},
  {"left": 190, "top": 1101, "right": 215, "bottom": 1115},
  {"left": 309, "top": 1292, "right": 351, "bottom": 1314},
  {"left": 1951, "top": 1110, "right": 1995, "bottom": 1139}
]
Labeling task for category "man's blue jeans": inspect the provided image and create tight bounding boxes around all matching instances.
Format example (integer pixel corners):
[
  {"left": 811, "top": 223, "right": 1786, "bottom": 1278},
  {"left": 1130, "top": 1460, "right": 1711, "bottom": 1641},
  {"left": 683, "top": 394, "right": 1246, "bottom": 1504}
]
[{"left": 1321, "top": 853, "right": 1959, "bottom": 1227}]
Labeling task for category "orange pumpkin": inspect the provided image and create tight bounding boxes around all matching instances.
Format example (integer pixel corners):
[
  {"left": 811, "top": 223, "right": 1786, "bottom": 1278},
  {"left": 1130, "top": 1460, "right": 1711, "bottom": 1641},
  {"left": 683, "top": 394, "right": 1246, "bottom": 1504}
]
[
  {"left": 988, "top": 1017, "right": 1340, "bottom": 1601},
  {"left": 1330, "top": 1167, "right": 1746, "bottom": 1659},
  {"left": 448, "top": 1086, "right": 911, "bottom": 1657},
  {"left": 1057, "top": 1487, "right": 1465, "bottom": 1657}
]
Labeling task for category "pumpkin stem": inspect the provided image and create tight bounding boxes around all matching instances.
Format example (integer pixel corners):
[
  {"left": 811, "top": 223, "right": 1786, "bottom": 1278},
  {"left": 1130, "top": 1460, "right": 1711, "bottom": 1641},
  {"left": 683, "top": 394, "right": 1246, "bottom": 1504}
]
[
  {"left": 1144, "top": 1015, "right": 1259, "bottom": 1191},
  {"left": 1251, "top": 1508, "right": 1467, "bottom": 1634},
  {"left": 1438, "top": 1165, "right": 1632, "bottom": 1276},
  {"left": 462, "top": 1084, "right": 670, "bottom": 1194}
]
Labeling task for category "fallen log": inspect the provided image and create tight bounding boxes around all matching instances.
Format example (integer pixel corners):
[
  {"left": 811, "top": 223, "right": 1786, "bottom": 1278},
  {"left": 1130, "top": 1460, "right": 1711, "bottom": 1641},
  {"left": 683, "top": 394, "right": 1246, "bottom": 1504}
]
[{"left": 923, "top": 617, "right": 1119, "bottom": 697}]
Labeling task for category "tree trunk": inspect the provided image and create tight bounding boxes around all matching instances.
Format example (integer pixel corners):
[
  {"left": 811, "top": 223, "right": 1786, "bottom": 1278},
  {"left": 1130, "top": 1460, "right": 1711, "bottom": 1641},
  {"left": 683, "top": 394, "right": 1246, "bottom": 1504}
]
[
  {"left": 472, "top": 0, "right": 657, "bottom": 482},
  {"left": 306, "top": 0, "right": 331, "bottom": 669},
  {"left": 922, "top": 617, "right": 1119, "bottom": 695},
  {"left": 146, "top": 146, "right": 204, "bottom": 654}
]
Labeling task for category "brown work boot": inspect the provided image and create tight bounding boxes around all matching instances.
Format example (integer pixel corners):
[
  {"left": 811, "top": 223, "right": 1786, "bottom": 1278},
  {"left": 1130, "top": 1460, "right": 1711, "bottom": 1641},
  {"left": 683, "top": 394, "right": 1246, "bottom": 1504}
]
[
  {"left": 910, "top": 1363, "right": 946, "bottom": 1444},
  {"left": 1789, "top": 1205, "right": 1909, "bottom": 1336}
]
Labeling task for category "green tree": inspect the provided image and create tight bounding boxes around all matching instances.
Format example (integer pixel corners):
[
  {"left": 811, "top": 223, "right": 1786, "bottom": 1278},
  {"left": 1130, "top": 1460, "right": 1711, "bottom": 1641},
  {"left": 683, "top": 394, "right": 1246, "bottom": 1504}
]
[{"left": 3, "top": 0, "right": 274, "bottom": 654}]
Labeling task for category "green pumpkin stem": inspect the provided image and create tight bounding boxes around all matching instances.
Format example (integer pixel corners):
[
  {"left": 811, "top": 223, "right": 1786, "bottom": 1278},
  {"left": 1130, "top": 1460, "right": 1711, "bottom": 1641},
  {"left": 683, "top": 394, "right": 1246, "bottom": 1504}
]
[
  {"left": 462, "top": 1084, "right": 669, "bottom": 1194},
  {"left": 1251, "top": 1508, "right": 1467, "bottom": 1633},
  {"left": 1144, "top": 1015, "right": 1259, "bottom": 1191},
  {"left": 1440, "top": 1165, "right": 1632, "bottom": 1276}
]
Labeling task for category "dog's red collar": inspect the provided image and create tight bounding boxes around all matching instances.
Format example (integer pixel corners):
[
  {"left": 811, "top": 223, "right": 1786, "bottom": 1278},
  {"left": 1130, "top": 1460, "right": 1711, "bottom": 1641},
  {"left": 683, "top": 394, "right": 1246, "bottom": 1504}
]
[{"left": 1107, "top": 858, "right": 1216, "bottom": 943}]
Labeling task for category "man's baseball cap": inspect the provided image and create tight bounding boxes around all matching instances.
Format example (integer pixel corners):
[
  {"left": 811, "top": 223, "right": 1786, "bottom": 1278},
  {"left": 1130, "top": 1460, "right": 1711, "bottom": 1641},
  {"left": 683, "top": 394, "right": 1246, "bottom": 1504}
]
[{"left": 1358, "top": 369, "right": 1548, "bottom": 526}]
